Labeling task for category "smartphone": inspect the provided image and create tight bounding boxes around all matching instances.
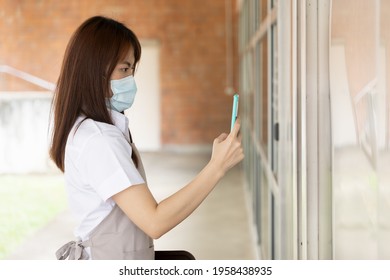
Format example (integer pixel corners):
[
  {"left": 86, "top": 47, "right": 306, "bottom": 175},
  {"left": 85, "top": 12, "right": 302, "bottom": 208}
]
[{"left": 230, "top": 93, "right": 239, "bottom": 132}]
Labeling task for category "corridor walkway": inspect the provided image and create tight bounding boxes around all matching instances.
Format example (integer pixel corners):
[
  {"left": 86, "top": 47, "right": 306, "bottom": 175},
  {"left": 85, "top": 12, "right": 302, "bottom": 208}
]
[{"left": 7, "top": 151, "right": 257, "bottom": 260}]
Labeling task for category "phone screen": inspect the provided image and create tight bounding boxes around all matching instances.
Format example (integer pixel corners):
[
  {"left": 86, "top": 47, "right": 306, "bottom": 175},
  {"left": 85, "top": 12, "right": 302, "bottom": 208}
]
[{"left": 230, "top": 94, "right": 239, "bottom": 132}]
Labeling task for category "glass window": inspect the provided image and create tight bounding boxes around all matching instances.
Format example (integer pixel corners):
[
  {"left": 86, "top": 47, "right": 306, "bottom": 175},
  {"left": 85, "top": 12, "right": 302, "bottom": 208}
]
[
  {"left": 271, "top": 23, "right": 278, "bottom": 175},
  {"left": 246, "top": 52, "right": 255, "bottom": 128},
  {"left": 379, "top": 0, "right": 390, "bottom": 259},
  {"left": 260, "top": 169, "right": 270, "bottom": 258},
  {"left": 254, "top": 151, "right": 261, "bottom": 242},
  {"left": 239, "top": 0, "right": 283, "bottom": 260},
  {"left": 330, "top": 0, "right": 389, "bottom": 259},
  {"left": 261, "top": 37, "right": 269, "bottom": 153},
  {"left": 254, "top": 0, "right": 260, "bottom": 29},
  {"left": 271, "top": 193, "right": 276, "bottom": 259},
  {"left": 255, "top": 41, "right": 262, "bottom": 146},
  {"left": 261, "top": 0, "right": 268, "bottom": 22}
]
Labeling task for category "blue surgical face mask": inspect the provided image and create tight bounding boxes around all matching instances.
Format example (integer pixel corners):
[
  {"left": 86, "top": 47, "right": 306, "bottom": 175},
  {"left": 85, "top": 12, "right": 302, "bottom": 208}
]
[{"left": 108, "top": 75, "right": 137, "bottom": 112}]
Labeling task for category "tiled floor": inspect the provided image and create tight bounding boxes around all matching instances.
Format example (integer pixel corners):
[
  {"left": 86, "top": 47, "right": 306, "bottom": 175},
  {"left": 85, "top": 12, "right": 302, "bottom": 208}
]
[{"left": 7, "top": 151, "right": 258, "bottom": 260}]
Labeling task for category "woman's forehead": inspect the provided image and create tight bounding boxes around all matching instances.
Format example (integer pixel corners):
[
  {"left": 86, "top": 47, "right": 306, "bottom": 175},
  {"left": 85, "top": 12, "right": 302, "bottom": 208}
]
[{"left": 119, "top": 46, "right": 135, "bottom": 64}]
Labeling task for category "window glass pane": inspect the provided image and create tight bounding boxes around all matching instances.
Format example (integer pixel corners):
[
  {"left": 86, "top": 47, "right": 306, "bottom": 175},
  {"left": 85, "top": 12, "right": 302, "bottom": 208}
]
[
  {"left": 239, "top": 3, "right": 244, "bottom": 52},
  {"left": 246, "top": 52, "right": 255, "bottom": 127},
  {"left": 379, "top": 0, "right": 390, "bottom": 259},
  {"left": 254, "top": 0, "right": 260, "bottom": 29},
  {"left": 255, "top": 41, "right": 262, "bottom": 147},
  {"left": 271, "top": 23, "right": 278, "bottom": 175},
  {"left": 260, "top": 36, "right": 268, "bottom": 154},
  {"left": 255, "top": 153, "right": 262, "bottom": 246},
  {"left": 245, "top": 0, "right": 250, "bottom": 45},
  {"left": 239, "top": 0, "right": 282, "bottom": 260},
  {"left": 330, "top": 0, "right": 390, "bottom": 259},
  {"left": 260, "top": 169, "right": 270, "bottom": 258},
  {"left": 261, "top": 0, "right": 268, "bottom": 22},
  {"left": 249, "top": 0, "right": 255, "bottom": 38},
  {"left": 271, "top": 193, "right": 276, "bottom": 259}
]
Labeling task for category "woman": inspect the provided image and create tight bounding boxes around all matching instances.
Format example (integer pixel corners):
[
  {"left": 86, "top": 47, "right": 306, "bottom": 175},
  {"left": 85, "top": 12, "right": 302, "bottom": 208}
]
[{"left": 50, "top": 16, "right": 243, "bottom": 260}]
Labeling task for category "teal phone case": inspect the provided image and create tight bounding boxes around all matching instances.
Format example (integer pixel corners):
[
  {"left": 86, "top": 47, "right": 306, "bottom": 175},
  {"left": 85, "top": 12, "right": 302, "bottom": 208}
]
[{"left": 231, "top": 94, "right": 239, "bottom": 132}]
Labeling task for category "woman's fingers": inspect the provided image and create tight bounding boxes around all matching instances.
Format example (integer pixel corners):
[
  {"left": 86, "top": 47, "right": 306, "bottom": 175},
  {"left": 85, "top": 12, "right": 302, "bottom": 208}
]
[
  {"left": 231, "top": 118, "right": 241, "bottom": 138},
  {"left": 211, "top": 119, "right": 245, "bottom": 175},
  {"left": 214, "top": 133, "right": 228, "bottom": 144}
]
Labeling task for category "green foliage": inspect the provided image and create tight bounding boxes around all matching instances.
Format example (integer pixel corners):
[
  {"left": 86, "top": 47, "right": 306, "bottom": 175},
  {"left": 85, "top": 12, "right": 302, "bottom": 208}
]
[{"left": 0, "top": 174, "right": 66, "bottom": 259}]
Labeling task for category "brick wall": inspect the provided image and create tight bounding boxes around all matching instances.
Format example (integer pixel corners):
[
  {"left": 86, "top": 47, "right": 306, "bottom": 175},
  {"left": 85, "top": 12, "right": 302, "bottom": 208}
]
[{"left": 0, "top": 0, "right": 238, "bottom": 145}]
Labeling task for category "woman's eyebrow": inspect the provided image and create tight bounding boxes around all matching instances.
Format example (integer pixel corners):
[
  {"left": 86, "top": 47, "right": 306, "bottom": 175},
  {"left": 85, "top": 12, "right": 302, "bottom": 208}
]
[
  {"left": 121, "top": 61, "right": 134, "bottom": 67},
  {"left": 119, "top": 61, "right": 132, "bottom": 67}
]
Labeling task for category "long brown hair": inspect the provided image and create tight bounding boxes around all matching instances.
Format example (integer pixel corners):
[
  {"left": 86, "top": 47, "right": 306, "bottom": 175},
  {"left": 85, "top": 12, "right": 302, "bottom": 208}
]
[{"left": 50, "top": 16, "right": 141, "bottom": 172}]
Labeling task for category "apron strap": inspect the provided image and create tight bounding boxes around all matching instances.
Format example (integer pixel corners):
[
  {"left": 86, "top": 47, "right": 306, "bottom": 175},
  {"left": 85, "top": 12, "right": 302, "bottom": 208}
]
[
  {"left": 128, "top": 129, "right": 133, "bottom": 144},
  {"left": 128, "top": 129, "right": 139, "bottom": 168}
]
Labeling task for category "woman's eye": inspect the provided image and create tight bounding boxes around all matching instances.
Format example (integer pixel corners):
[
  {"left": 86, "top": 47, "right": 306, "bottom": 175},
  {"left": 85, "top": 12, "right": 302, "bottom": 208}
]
[{"left": 121, "top": 67, "right": 129, "bottom": 72}]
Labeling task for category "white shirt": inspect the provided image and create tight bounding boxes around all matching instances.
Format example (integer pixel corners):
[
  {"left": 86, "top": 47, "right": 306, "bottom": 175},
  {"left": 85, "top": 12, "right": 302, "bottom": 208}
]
[{"left": 64, "top": 110, "right": 145, "bottom": 240}]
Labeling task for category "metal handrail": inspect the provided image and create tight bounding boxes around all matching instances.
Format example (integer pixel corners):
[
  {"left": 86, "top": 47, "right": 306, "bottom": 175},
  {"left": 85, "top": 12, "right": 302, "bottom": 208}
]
[
  {"left": 0, "top": 65, "right": 55, "bottom": 91},
  {"left": 353, "top": 78, "right": 378, "bottom": 169},
  {"left": 354, "top": 78, "right": 377, "bottom": 104}
]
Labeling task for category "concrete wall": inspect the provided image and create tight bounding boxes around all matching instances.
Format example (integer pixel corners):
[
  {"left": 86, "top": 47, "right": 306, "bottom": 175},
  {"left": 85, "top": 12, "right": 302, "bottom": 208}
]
[{"left": 0, "top": 92, "right": 53, "bottom": 173}]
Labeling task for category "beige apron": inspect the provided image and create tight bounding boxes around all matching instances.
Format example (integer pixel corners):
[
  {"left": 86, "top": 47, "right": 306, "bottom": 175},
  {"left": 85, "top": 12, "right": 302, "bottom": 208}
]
[{"left": 56, "top": 141, "right": 154, "bottom": 260}]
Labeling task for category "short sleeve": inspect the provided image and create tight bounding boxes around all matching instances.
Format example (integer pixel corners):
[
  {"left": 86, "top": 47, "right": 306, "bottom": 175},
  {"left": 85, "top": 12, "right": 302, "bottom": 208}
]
[{"left": 77, "top": 132, "right": 145, "bottom": 201}]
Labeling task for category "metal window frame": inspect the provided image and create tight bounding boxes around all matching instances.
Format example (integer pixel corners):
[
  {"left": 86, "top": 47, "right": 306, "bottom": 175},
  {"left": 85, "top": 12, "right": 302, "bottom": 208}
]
[{"left": 300, "top": 0, "right": 332, "bottom": 259}]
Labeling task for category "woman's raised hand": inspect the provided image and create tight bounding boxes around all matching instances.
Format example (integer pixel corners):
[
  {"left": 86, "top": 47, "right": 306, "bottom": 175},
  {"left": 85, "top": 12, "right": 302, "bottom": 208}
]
[{"left": 210, "top": 119, "right": 244, "bottom": 177}]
